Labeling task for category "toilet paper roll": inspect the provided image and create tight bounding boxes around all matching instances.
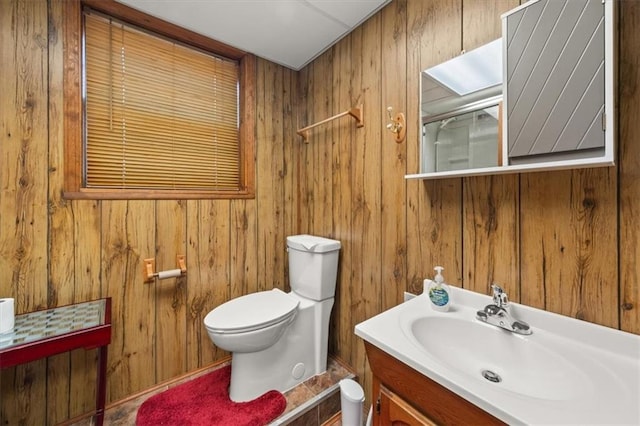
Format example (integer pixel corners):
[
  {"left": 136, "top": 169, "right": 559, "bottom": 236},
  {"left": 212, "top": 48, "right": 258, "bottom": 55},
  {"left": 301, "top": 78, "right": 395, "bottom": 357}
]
[
  {"left": 0, "top": 298, "right": 15, "bottom": 334},
  {"left": 157, "top": 269, "right": 182, "bottom": 280}
]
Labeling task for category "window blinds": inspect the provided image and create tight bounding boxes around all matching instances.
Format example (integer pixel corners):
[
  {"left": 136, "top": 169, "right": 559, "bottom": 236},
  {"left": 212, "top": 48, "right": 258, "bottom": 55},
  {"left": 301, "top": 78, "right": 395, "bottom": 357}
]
[{"left": 83, "top": 11, "right": 240, "bottom": 190}]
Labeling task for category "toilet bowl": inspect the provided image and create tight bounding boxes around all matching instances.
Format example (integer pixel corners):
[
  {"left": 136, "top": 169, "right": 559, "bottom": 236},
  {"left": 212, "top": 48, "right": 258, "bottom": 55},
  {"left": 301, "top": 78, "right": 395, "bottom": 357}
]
[
  {"left": 205, "top": 289, "right": 298, "bottom": 353},
  {"left": 204, "top": 234, "right": 341, "bottom": 402}
]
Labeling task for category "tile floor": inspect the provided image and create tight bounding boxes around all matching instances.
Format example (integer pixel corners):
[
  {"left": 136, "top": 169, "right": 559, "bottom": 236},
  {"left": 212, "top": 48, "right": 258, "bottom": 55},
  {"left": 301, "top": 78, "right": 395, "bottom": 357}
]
[{"left": 68, "top": 357, "right": 355, "bottom": 426}]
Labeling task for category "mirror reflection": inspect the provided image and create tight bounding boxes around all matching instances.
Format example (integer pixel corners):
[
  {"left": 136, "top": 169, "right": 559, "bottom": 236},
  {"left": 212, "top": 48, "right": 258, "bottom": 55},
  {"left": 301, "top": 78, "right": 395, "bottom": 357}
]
[{"left": 420, "top": 39, "right": 502, "bottom": 174}]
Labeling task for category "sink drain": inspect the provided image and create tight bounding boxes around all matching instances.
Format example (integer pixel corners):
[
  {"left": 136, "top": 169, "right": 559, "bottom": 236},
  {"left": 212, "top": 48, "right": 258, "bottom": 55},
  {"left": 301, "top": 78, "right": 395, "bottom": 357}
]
[{"left": 482, "top": 370, "right": 502, "bottom": 383}]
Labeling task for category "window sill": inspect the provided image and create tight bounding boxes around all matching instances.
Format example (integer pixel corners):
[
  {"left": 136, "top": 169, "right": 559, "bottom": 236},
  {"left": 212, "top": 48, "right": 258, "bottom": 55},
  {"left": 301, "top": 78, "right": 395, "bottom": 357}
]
[{"left": 63, "top": 188, "right": 255, "bottom": 200}]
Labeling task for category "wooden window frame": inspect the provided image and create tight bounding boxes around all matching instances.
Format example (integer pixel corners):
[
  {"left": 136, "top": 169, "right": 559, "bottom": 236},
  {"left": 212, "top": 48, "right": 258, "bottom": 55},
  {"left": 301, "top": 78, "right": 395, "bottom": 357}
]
[{"left": 63, "top": 0, "right": 256, "bottom": 200}]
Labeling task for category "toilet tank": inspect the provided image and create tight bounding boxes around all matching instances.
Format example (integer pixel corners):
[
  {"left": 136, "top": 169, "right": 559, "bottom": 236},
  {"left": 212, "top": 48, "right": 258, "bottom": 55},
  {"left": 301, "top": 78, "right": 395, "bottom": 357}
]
[{"left": 287, "top": 235, "right": 341, "bottom": 301}]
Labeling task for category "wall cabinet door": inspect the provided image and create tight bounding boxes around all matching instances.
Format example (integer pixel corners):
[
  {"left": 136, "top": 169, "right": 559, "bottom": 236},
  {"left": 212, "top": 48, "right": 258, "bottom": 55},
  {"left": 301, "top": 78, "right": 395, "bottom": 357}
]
[{"left": 505, "top": 0, "right": 606, "bottom": 164}]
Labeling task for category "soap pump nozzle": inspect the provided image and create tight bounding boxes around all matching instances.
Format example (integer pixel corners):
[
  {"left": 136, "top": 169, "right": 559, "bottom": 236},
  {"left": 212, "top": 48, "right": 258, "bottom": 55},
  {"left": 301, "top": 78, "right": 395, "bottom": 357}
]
[{"left": 434, "top": 266, "right": 445, "bottom": 285}]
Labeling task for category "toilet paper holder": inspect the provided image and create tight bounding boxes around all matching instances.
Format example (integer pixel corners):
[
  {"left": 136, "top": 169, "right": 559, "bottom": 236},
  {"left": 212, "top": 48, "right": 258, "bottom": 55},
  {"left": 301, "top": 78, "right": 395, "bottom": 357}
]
[{"left": 143, "top": 255, "right": 187, "bottom": 283}]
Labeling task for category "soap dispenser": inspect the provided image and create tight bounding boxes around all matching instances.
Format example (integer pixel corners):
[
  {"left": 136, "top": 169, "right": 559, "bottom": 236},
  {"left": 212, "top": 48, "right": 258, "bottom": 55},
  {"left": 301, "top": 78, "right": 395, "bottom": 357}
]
[{"left": 426, "top": 266, "right": 451, "bottom": 312}]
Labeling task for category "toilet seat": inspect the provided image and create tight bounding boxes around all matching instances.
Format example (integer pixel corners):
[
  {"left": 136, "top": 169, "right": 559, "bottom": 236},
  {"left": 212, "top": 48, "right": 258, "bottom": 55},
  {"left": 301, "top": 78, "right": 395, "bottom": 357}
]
[{"left": 204, "top": 288, "right": 298, "bottom": 334}]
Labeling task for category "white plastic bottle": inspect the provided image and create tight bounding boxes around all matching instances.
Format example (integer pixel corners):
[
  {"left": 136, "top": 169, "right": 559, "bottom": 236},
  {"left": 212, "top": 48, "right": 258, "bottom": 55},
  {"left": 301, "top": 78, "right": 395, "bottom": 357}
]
[{"left": 425, "top": 266, "right": 451, "bottom": 312}]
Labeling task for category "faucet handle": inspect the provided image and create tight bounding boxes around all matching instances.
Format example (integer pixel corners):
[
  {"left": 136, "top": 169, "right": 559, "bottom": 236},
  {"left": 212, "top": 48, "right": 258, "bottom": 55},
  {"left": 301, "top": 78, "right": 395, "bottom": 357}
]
[{"left": 491, "top": 284, "right": 508, "bottom": 307}]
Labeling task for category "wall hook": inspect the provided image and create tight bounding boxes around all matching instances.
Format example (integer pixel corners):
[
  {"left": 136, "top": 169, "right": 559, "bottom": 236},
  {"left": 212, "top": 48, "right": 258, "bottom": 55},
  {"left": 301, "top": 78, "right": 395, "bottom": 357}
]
[{"left": 386, "top": 107, "right": 406, "bottom": 143}]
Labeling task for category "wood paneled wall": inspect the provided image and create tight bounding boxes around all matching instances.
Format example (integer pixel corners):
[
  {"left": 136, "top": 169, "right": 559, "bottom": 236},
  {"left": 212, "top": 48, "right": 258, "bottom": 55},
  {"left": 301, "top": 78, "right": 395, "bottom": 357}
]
[
  {"left": 297, "top": 0, "right": 640, "bottom": 407},
  {"left": 0, "top": 0, "right": 295, "bottom": 424},
  {"left": 1, "top": 0, "right": 638, "bottom": 424}
]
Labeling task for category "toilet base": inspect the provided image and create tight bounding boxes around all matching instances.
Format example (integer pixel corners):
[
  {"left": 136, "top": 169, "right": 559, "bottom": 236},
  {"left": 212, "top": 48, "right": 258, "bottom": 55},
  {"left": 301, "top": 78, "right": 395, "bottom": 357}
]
[{"left": 228, "top": 296, "right": 333, "bottom": 402}]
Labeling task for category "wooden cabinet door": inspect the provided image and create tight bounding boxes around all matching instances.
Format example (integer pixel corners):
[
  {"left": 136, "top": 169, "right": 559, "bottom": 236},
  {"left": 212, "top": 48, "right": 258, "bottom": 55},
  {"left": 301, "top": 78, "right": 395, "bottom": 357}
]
[{"left": 378, "top": 386, "right": 437, "bottom": 426}]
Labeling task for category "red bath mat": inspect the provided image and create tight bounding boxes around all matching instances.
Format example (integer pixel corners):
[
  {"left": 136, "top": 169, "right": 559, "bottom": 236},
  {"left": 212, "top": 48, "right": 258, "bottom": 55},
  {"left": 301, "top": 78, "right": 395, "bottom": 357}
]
[{"left": 136, "top": 365, "right": 286, "bottom": 426}]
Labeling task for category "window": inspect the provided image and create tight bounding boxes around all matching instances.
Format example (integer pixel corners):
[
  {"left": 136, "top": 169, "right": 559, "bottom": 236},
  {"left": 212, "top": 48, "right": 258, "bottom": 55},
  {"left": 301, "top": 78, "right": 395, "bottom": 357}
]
[{"left": 63, "top": 0, "right": 255, "bottom": 199}]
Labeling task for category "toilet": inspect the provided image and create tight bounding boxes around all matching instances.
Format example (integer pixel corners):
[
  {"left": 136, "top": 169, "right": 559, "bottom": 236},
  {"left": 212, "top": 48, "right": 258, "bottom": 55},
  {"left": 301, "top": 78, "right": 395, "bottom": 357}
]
[{"left": 204, "top": 234, "right": 341, "bottom": 402}]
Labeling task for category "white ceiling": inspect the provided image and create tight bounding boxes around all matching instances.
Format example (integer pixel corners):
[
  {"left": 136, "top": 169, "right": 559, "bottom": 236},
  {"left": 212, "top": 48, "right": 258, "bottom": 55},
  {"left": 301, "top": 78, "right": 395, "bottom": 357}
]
[{"left": 114, "top": 0, "right": 392, "bottom": 70}]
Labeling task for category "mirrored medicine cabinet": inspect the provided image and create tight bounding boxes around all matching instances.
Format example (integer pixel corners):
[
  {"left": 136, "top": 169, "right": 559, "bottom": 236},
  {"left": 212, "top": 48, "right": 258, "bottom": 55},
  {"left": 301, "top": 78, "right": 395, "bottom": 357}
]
[{"left": 408, "top": 0, "right": 617, "bottom": 180}]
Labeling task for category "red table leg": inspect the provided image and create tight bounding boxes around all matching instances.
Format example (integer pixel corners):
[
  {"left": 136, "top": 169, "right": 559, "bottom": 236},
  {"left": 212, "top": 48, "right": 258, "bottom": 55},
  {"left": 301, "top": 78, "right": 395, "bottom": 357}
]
[{"left": 95, "top": 344, "right": 108, "bottom": 426}]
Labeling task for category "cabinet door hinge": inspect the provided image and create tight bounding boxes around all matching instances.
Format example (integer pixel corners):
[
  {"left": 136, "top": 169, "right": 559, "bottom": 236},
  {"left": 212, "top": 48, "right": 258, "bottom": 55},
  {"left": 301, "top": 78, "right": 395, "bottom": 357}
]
[
  {"left": 602, "top": 112, "right": 607, "bottom": 131},
  {"left": 376, "top": 396, "right": 381, "bottom": 415}
]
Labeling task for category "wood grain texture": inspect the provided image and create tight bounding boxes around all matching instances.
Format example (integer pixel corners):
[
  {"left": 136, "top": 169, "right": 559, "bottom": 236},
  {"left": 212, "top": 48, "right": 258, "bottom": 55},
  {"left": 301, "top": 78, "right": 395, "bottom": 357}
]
[
  {"left": 619, "top": 0, "right": 640, "bottom": 334},
  {"left": 256, "top": 58, "right": 286, "bottom": 293},
  {"left": 351, "top": 12, "right": 384, "bottom": 405},
  {"left": 378, "top": 385, "right": 437, "bottom": 425},
  {"left": 310, "top": 46, "right": 334, "bottom": 238},
  {"left": 462, "top": 176, "right": 519, "bottom": 298},
  {"left": 2, "top": 0, "right": 639, "bottom": 424},
  {"left": 281, "top": 66, "right": 297, "bottom": 261},
  {"left": 47, "top": 0, "right": 74, "bottom": 421},
  {"left": 462, "top": 0, "right": 517, "bottom": 50},
  {"left": 185, "top": 200, "right": 229, "bottom": 369},
  {"left": 154, "top": 200, "right": 187, "bottom": 382},
  {"left": 47, "top": 0, "right": 103, "bottom": 422},
  {"left": 381, "top": 0, "right": 408, "bottom": 312},
  {"left": 461, "top": 0, "right": 520, "bottom": 299},
  {"left": 328, "top": 34, "right": 354, "bottom": 361},
  {"left": 301, "top": 0, "right": 637, "bottom": 414},
  {"left": 406, "top": 0, "right": 463, "bottom": 297},
  {"left": 366, "top": 342, "right": 504, "bottom": 426},
  {"left": 520, "top": 169, "right": 618, "bottom": 328},
  {"left": 0, "top": 0, "right": 49, "bottom": 424},
  {"left": 101, "top": 200, "right": 156, "bottom": 400}
]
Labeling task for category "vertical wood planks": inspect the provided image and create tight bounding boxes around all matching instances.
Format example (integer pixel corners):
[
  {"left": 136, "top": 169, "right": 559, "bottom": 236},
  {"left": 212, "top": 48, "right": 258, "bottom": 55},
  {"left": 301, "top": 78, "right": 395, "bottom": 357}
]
[
  {"left": 0, "top": 0, "right": 49, "bottom": 326},
  {"left": 520, "top": 169, "right": 618, "bottom": 328},
  {"left": 311, "top": 45, "right": 334, "bottom": 238},
  {"left": 462, "top": 0, "right": 516, "bottom": 48},
  {"left": 256, "top": 58, "right": 287, "bottom": 293},
  {"left": 66, "top": 200, "right": 103, "bottom": 418},
  {"left": 406, "top": 0, "right": 463, "bottom": 295},
  {"left": 461, "top": 0, "right": 520, "bottom": 299},
  {"left": 185, "top": 200, "right": 226, "bottom": 369},
  {"left": 404, "top": 0, "right": 427, "bottom": 295},
  {"left": 46, "top": 0, "right": 75, "bottom": 421},
  {"left": 2, "top": 1, "right": 640, "bottom": 424},
  {"left": 101, "top": 200, "right": 156, "bottom": 400},
  {"left": 380, "top": 0, "right": 408, "bottom": 312},
  {"left": 295, "top": 65, "right": 313, "bottom": 235},
  {"left": 329, "top": 35, "right": 354, "bottom": 361},
  {"left": 352, "top": 12, "right": 384, "bottom": 403},
  {"left": 230, "top": 197, "right": 258, "bottom": 299},
  {"left": 462, "top": 175, "right": 520, "bottom": 297},
  {"left": 348, "top": 21, "right": 367, "bottom": 387},
  {"left": 619, "top": 0, "right": 640, "bottom": 334},
  {"left": 154, "top": 200, "right": 187, "bottom": 381},
  {"left": 47, "top": 0, "right": 104, "bottom": 421},
  {"left": 281, "top": 66, "right": 297, "bottom": 278},
  {"left": 0, "top": 0, "right": 49, "bottom": 423},
  {"left": 229, "top": 58, "right": 259, "bottom": 302}
]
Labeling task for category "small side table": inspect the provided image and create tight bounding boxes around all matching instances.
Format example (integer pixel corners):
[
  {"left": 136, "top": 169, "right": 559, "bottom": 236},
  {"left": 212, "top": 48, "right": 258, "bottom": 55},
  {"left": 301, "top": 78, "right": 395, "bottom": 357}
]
[{"left": 0, "top": 298, "right": 112, "bottom": 426}]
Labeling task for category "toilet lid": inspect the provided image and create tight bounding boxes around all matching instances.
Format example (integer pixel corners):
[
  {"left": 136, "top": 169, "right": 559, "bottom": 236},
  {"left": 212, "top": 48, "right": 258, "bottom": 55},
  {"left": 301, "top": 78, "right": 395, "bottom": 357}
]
[{"left": 204, "top": 288, "right": 299, "bottom": 334}]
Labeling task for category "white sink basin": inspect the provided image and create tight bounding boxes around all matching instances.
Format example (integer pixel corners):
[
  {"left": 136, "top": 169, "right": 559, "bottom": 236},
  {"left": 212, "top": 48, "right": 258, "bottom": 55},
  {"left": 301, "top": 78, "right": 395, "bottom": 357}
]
[
  {"left": 355, "top": 285, "right": 640, "bottom": 425},
  {"left": 409, "top": 316, "right": 595, "bottom": 401}
]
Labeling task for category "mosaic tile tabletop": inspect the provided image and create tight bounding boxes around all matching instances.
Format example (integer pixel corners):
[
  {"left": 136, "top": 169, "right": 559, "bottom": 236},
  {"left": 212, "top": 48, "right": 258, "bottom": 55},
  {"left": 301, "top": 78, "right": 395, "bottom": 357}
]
[{"left": 0, "top": 300, "right": 106, "bottom": 350}]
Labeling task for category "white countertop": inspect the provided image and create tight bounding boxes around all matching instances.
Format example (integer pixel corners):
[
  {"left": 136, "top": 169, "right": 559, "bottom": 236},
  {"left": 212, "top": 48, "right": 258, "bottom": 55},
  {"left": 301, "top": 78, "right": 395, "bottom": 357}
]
[{"left": 355, "top": 286, "right": 640, "bottom": 425}]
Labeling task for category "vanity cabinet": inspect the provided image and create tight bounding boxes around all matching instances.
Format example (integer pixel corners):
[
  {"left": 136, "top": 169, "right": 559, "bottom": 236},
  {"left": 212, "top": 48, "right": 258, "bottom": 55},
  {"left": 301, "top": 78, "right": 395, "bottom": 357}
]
[{"left": 365, "top": 341, "right": 505, "bottom": 426}]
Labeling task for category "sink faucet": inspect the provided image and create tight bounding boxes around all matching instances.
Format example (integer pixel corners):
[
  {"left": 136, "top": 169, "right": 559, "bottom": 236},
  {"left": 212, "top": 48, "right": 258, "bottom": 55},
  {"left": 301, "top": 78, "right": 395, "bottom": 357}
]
[{"left": 476, "top": 284, "right": 532, "bottom": 335}]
